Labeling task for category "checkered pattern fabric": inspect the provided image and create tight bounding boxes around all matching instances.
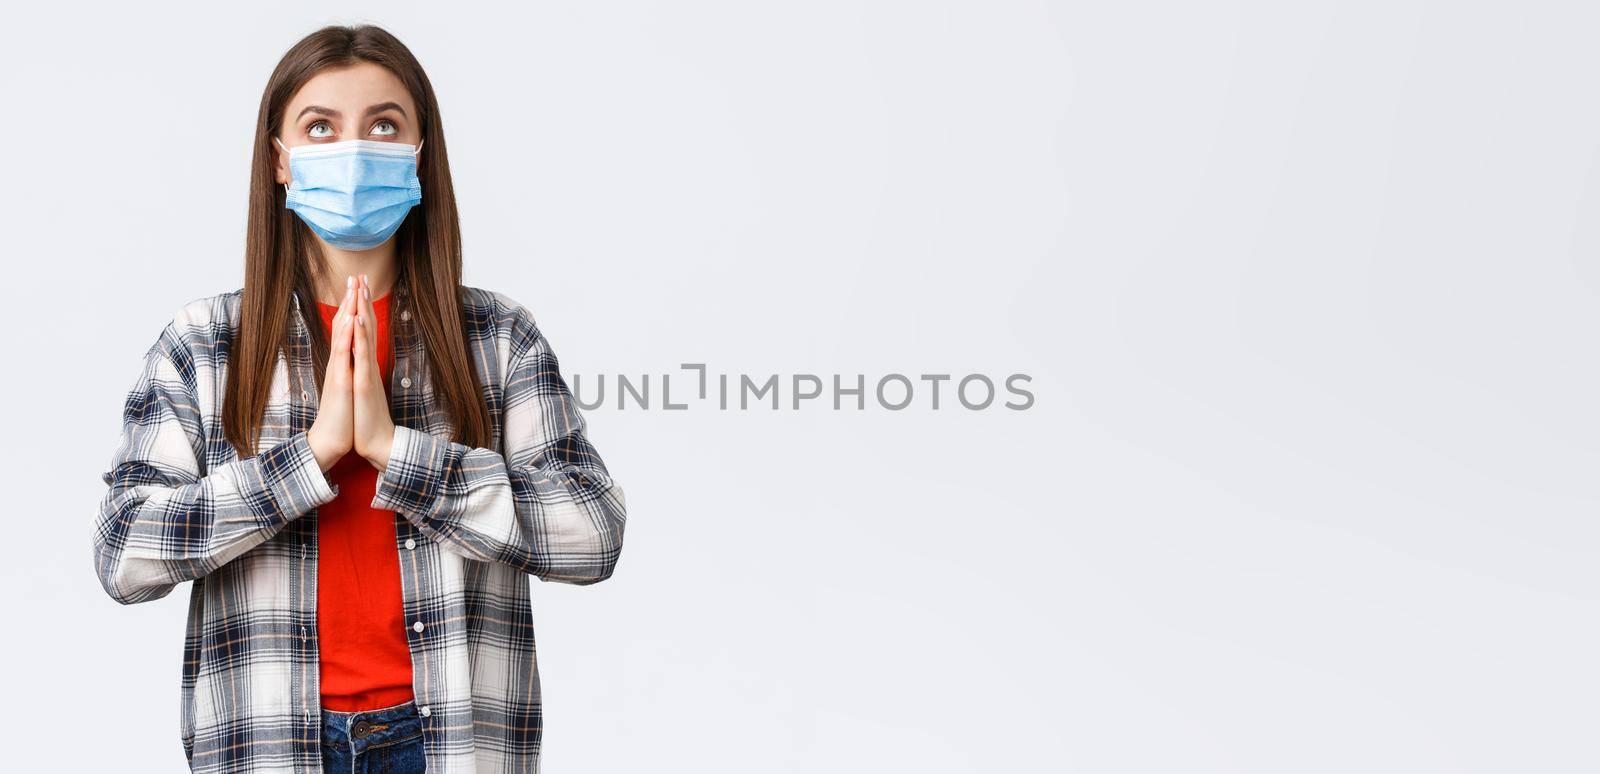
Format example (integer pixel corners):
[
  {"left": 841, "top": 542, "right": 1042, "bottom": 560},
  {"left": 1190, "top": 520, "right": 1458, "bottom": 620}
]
[{"left": 92, "top": 283, "right": 627, "bottom": 773}]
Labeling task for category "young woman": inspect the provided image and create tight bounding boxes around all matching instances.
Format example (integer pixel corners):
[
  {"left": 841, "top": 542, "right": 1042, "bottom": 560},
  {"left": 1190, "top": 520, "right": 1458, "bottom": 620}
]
[{"left": 91, "top": 24, "right": 628, "bottom": 773}]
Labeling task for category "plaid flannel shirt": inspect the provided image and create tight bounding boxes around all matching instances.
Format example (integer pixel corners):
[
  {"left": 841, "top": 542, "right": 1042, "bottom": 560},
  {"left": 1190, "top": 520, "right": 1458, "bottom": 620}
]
[{"left": 91, "top": 283, "right": 628, "bottom": 773}]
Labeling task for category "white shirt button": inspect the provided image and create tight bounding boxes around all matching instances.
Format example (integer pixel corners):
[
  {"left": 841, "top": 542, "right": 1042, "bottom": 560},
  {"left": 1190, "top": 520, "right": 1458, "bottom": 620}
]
[
  {"left": 405, "top": 538, "right": 417, "bottom": 550},
  {"left": 400, "top": 309, "right": 411, "bottom": 321},
  {"left": 412, "top": 620, "right": 425, "bottom": 633},
  {"left": 400, "top": 376, "right": 413, "bottom": 388},
  {"left": 419, "top": 705, "right": 431, "bottom": 717}
]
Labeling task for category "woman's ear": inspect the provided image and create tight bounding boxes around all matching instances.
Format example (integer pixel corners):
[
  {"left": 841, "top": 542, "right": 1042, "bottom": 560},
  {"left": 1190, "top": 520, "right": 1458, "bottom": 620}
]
[{"left": 272, "top": 136, "right": 291, "bottom": 186}]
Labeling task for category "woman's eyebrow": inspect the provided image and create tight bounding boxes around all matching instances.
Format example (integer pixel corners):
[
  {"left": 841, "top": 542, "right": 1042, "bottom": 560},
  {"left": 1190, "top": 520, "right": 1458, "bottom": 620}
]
[
  {"left": 296, "top": 105, "right": 339, "bottom": 121},
  {"left": 363, "top": 101, "right": 407, "bottom": 118}
]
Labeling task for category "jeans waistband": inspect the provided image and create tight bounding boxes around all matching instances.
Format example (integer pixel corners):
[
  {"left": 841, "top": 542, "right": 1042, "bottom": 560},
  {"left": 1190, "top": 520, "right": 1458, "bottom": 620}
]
[{"left": 320, "top": 698, "right": 423, "bottom": 754}]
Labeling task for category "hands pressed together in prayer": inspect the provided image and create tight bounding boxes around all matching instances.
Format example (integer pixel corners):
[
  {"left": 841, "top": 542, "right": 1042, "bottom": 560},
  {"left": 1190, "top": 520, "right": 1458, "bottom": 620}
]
[{"left": 307, "top": 274, "right": 395, "bottom": 475}]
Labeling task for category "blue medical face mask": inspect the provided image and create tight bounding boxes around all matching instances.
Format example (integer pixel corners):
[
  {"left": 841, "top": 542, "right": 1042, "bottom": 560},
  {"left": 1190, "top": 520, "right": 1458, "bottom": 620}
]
[{"left": 275, "top": 137, "right": 425, "bottom": 251}]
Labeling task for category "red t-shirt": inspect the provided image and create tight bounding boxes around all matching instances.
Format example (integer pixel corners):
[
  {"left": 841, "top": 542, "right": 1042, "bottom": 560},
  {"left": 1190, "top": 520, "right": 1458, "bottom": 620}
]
[{"left": 313, "top": 290, "right": 416, "bottom": 712}]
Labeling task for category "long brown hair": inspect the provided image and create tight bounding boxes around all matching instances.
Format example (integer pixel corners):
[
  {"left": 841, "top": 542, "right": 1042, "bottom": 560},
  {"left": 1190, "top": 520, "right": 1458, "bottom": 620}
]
[{"left": 224, "top": 24, "right": 493, "bottom": 457}]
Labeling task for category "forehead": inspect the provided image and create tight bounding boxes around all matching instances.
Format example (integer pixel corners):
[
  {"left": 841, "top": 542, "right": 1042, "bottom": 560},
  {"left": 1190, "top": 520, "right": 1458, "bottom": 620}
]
[{"left": 284, "top": 61, "right": 414, "bottom": 118}]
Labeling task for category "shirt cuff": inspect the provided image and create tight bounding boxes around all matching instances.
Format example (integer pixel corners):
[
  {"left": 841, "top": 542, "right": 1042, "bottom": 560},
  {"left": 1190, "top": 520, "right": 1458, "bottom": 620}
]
[
  {"left": 257, "top": 430, "right": 338, "bottom": 528},
  {"left": 372, "top": 424, "right": 449, "bottom": 517}
]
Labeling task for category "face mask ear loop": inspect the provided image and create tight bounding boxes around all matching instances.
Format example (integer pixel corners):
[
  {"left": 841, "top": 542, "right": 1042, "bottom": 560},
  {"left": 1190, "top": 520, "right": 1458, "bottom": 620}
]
[{"left": 414, "top": 138, "right": 424, "bottom": 157}]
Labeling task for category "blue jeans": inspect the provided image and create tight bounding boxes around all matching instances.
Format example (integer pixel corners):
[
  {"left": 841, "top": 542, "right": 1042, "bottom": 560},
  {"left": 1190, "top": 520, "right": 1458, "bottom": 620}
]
[{"left": 320, "top": 698, "right": 427, "bottom": 773}]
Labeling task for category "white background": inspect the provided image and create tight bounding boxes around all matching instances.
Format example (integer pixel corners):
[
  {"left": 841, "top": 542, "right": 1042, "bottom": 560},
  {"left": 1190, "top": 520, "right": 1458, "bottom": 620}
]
[{"left": 2, "top": 1, "right": 1595, "bottom": 771}]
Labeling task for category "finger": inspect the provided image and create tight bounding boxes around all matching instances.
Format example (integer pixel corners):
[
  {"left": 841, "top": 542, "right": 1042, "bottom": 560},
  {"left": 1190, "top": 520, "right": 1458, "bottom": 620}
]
[
  {"left": 353, "top": 306, "right": 366, "bottom": 354},
  {"left": 352, "top": 309, "right": 369, "bottom": 390},
  {"left": 332, "top": 279, "right": 357, "bottom": 362},
  {"left": 342, "top": 275, "right": 358, "bottom": 323},
  {"left": 359, "top": 274, "right": 377, "bottom": 351},
  {"left": 339, "top": 298, "right": 357, "bottom": 367}
]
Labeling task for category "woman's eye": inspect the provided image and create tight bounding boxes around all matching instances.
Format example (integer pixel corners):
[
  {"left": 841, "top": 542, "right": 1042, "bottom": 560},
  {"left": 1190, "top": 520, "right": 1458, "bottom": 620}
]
[
  {"left": 307, "top": 121, "right": 334, "bottom": 138},
  {"left": 371, "top": 120, "right": 397, "bottom": 137}
]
